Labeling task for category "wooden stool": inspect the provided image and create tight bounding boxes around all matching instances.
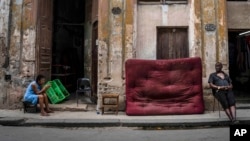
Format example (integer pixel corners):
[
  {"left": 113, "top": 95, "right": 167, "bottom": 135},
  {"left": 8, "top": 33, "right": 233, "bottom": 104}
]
[{"left": 101, "top": 94, "right": 119, "bottom": 115}]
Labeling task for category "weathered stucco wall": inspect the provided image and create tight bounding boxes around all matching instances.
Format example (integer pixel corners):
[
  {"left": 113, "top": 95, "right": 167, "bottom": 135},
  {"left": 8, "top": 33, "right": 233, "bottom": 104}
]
[
  {"left": 0, "top": 0, "right": 11, "bottom": 108},
  {"left": 0, "top": 0, "right": 37, "bottom": 109},
  {"left": 200, "top": 0, "right": 228, "bottom": 110},
  {"left": 1, "top": 0, "right": 247, "bottom": 111},
  {"left": 84, "top": 0, "right": 94, "bottom": 79},
  {"left": 98, "top": 0, "right": 124, "bottom": 110},
  {"left": 97, "top": 0, "right": 230, "bottom": 111},
  {"left": 0, "top": 0, "right": 10, "bottom": 67},
  {"left": 97, "top": 0, "right": 136, "bottom": 110},
  {"left": 227, "top": 2, "right": 250, "bottom": 29},
  {"left": 135, "top": 0, "right": 229, "bottom": 110},
  {"left": 136, "top": 4, "right": 190, "bottom": 59}
]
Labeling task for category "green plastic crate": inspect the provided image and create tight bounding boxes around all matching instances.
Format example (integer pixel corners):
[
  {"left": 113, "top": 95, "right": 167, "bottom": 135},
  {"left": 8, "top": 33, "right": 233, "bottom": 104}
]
[
  {"left": 54, "top": 79, "right": 70, "bottom": 98},
  {"left": 46, "top": 81, "right": 66, "bottom": 103},
  {"left": 45, "top": 82, "right": 64, "bottom": 104},
  {"left": 49, "top": 80, "right": 66, "bottom": 100}
]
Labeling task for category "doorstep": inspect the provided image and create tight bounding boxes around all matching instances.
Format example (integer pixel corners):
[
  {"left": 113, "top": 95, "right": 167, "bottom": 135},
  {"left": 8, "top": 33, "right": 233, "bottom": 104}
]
[
  {"left": 36, "top": 103, "right": 88, "bottom": 112},
  {"left": 49, "top": 103, "right": 88, "bottom": 111}
]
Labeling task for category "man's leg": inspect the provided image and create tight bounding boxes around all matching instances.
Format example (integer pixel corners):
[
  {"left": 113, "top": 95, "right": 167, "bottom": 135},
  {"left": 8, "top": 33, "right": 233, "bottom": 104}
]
[{"left": 38, "top": 95, "right": 49, "bottom": 116}]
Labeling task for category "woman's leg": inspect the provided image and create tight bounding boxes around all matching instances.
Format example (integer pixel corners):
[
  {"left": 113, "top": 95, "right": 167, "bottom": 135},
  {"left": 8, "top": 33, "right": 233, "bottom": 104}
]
[
  {"left": 38, "top": 95, "right": 49, "bottom": 116},
  {"left": 215, "top": 91, "right": 233, "bottom": 120},
  {"left": 43, "top": 93, "right": 53, "bottom": 113},
  {"left": 227, "top": 91, "right": 237, "bottom": 121},
  {"left": 225, "top": 108, "right": 233, "bottom": 121},
  {"left": 230, "top": 105, "right": 236, "bottom": 121}
]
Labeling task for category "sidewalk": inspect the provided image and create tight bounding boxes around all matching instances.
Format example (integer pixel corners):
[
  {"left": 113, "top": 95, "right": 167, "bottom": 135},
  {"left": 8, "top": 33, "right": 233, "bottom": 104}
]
[{"left": 1, "top": 107, "right": 250, "bottom": 128}]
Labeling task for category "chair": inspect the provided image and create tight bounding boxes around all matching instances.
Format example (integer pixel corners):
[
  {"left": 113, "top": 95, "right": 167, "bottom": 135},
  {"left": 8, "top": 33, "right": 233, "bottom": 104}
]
[
  {"left": 76, "top": 78, "right": 92, "bottom": 106},
  {"left": 212, "top": 89, "right": 221, "bottom": 118}
]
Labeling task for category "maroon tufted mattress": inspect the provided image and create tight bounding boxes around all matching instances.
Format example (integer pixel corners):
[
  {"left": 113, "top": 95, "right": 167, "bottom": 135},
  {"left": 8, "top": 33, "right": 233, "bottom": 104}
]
[{"left": 125, "top": 57, "right": 205, "bottom": 115}]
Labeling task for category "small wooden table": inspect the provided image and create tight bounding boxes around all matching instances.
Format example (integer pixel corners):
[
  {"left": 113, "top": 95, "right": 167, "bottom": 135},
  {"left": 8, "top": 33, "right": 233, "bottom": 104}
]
[{"left": 101, "top": 94, "right": 119, "bottom": 115}]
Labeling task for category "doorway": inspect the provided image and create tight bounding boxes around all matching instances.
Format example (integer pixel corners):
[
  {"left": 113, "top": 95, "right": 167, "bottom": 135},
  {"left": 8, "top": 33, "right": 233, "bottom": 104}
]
[
  {"left": 35, "top": 0, "right": 99, "bottom": 107},
  {"left": 52, "top": 0, "right": 85, "bottom": 93},
  {"left": 228, "top": 30, "right": 250, "bottom": 98}
]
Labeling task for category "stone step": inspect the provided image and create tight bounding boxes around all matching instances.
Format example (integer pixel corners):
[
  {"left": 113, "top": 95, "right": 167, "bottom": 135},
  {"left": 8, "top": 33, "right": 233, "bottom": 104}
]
[
  {"left": 49, "top": 103, "right": 88, "bottom": 111},
  {"left": 236, "top": 103, "right": 250, "bottom": 109}
]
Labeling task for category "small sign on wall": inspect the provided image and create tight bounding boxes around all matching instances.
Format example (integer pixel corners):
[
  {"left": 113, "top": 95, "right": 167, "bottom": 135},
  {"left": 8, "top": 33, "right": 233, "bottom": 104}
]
[
  {"left": 205, "top": 24, "right": 216, "bottom": 31},
  {"left": 112, "top": 7, "right": 122, "bottom": 15}
]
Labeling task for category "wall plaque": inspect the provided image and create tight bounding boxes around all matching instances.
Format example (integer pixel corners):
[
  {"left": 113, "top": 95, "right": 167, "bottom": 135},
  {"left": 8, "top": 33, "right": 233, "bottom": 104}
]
[
  {"left": 205, "top": 24, "right": 216, "bottom": 31},
  {"left": 112, "top": 7, "right": 121, "bottom": 15}
]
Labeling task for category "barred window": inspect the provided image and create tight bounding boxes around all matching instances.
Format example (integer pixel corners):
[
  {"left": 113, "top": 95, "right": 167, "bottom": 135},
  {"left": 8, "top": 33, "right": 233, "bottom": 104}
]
[{"left": 138, "top": 0, "right": 188, "bottom": 5}]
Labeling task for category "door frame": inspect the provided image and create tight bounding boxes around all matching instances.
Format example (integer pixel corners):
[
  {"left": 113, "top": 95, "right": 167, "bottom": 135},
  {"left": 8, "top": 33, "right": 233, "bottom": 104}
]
[
  {"left": 35, "top": 0, "right": 53, "bottom": 80},
  {"left": 91, "top": 21, "right": 98, "bottom": 102}
]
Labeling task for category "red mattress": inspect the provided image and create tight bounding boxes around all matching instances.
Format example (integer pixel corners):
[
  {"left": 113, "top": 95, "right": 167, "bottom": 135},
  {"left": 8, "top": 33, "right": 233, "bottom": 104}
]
[{"left": 125, "top": 57, "right": 205, "bottom": 115}]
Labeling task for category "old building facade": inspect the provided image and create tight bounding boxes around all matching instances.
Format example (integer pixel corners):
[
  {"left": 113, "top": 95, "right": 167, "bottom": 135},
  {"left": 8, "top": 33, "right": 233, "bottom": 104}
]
[{"left": 0, "top": 0, "right": 250, "bottom": 110}]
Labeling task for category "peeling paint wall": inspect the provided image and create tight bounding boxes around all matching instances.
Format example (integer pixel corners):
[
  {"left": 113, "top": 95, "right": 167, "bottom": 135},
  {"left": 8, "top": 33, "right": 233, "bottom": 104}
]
[
  {"left": 83, "top": 0, "right": 92, "bottom": 79},
  {"left": 98, "top": 0, "right": 124, "bottom": 110},
  {"left": 97, "top": 0, "right": 229, "bottom": 111},
  {"left": 0, "top": 0, "right": 11, "bottom": 108},
  {"left": 0, "top": 0, "right": 37, "bottom": 109},
  {"left": 227, "top": 2, "right": 250, "bottom": 29},
  {"left": 20, "top": 0, "right": 36, "bottom": 78},
  {"left": 0, "top": 0, "right": 10, "bottom": 67},
  {"left": 1, "top": 0, "right": 249, "bottom": 110},
  {"left": 97, "top": 0, "right": 136, "bottom": 110},
  {"left": 84, "top": 0, "right": 98, "bottom": 79},
  {"left": 136, "top": 4, "right": 190, "bottom": 59},
  {"left": 201, "top": 0, "right": 228, "bottom": 87}
]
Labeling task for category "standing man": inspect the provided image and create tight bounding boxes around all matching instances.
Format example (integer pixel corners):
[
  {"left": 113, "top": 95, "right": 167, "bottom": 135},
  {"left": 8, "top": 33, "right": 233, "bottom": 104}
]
[{"left": 208, "top": 62, "right": 238, "bottom": 123}]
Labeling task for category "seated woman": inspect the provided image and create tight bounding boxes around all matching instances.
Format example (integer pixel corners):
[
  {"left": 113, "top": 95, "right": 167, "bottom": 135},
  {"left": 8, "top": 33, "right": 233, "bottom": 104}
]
[
  {"left": 208, "top": 62, "right": 238, "bottom": 124},
  {"left": 23, "top": 74, "right": 53, "bottom": 116}
]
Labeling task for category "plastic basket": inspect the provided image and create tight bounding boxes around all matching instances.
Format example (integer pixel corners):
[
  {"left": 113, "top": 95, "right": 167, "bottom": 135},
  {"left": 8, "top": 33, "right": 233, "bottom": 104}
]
[
  {"left": 45, "top": 81, "right": 65, "bottom": 104},
  {"left": 54, "top": 79, "right": 70, "bottom": 98},
  {"left": 50, "top": 81, "right": 66, "bottom": 100}
]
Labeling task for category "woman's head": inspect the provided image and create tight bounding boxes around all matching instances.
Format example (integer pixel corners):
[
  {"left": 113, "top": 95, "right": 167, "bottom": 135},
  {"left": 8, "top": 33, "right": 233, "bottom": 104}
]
[
  {"left": 215, "top": 62, "right": 223, "bottom": 72},
  {"left": 36, "top": 74, "right": 46, "bottom": 85}
]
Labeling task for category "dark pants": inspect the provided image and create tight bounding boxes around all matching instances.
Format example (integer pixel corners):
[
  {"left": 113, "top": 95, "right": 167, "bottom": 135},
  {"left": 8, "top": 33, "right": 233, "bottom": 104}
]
[{"left": 214, "top": 90, "right": 236, "bottom": 110}]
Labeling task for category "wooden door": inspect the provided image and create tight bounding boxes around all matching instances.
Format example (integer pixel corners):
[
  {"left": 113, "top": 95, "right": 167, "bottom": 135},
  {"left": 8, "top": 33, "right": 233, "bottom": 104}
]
[
  {"left": 91, "top": 21, "right": 98, "bottom": 101},
  {"left": 157, "top": 27, "right": 188, "bottom": 59},
  {"left": 36, "top": 0, "right": 53, "bottom": 80}
]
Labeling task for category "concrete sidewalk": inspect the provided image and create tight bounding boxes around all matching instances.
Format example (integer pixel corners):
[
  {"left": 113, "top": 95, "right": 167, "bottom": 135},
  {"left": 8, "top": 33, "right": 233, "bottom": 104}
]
[{"left": 1, "top": 108, "right": 250, "bottom": 128}]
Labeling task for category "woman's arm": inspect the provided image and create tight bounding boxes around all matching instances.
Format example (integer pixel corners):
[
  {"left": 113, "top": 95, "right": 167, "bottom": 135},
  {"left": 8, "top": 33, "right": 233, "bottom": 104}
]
[
  {"left": 31, "top": 84, "right": 50, "bottom": 95},
  {"left": 224, "top": 83, "right": 233, "bottom": 90},
  {"left": 209, "top": 83, "right": 221, "bottom": 90},
  {"left": 210, "top": 83, "right": 233, "bottom": 91}
]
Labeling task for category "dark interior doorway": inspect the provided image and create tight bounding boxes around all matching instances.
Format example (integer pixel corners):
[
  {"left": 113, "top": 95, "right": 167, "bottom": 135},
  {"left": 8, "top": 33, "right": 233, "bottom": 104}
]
[
  {"left": 228, "top": 30, "right": 250, "bottom": 98},
  {"left": 52, "top": 0, "right": 85, "bottom": 93}
]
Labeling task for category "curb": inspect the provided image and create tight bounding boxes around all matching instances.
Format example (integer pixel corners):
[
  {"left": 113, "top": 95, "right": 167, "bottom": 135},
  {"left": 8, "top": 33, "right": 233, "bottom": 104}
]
[
  {"left": 1, "top": 117, "right": 250, "bottom": 128},
  {"left": 0, "top": 117, "right": 25, "bottom": 126},
  {"left": 22, "top": 119, "right": 120, "bottom": 127}
]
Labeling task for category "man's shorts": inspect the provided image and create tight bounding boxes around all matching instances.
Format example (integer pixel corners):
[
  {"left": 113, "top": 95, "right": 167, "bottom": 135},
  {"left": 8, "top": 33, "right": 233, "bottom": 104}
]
[{"left": 214, "top": 90, "right": 236, "bottom": 109}]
